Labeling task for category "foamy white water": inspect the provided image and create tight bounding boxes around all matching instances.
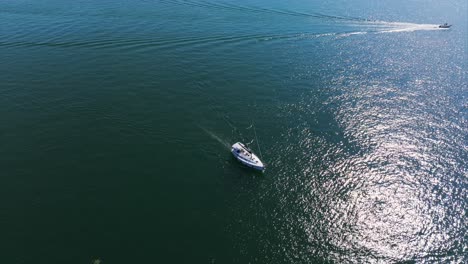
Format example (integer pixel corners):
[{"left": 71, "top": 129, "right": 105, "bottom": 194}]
[{"left": 373, "top": 21, "right": 445, "bottom": 33}]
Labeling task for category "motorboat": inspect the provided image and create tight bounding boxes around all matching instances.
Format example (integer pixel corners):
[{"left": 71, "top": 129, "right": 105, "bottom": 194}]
[
  {"left": 231, "top": 142, "right": 265, "bottom": 171},
  {"left": 439, "top": 23, "right": 451, "bottom": 28}
]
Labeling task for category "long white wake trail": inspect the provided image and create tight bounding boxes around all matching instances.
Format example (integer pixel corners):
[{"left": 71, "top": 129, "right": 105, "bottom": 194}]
[
  {"left": 372, "top": 21, "right": 446, "bottom": 33},
  {"left": 331, "top": 21, "right": 446, "bottom": 39},
  {"left": 198, "top": 126, "right": 231, "bottom": 150}
]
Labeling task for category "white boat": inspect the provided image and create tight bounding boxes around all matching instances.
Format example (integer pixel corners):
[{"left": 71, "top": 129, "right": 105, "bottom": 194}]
[
  {"left": 231, "top": 142, "right": 265, "bottom": 171},
  {"left": 439, "top": 23, "right": 451, "bottom": 28}
]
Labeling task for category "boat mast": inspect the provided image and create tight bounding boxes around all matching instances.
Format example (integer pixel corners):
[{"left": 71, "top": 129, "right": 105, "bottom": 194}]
[{"left": 253, "top": 123, "right": 263, "bottom": 160}]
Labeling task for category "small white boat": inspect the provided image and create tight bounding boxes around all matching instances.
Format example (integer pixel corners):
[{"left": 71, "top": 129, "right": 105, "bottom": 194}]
[
  {"left": 231, "top": 142, "right": 265, "bottom": 171},
  {"left": 439, "top": 23, "right": 451, "bottom": 28}
]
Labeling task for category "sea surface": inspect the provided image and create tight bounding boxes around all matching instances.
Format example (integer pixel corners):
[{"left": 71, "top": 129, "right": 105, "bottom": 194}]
[{"left": 1, "top": 0, "right": 467, "bottom": 263}]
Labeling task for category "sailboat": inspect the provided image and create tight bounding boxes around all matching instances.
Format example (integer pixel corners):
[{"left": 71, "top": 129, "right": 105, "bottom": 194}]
[
  {"left": 231, "top": 123, "right": 265, "bottom": 171},
  {"left": 231, "top": 142, "right": 265, "bottom": 171}
]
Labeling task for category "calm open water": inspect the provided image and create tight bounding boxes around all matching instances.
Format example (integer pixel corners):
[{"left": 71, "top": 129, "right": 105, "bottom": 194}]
[{"left": 1, "top": 0, "right": 467, "bottom": 263}]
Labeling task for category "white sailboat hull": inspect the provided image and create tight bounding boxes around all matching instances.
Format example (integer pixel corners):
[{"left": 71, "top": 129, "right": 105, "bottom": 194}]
[{"left": 231, "top": 142, "right": 265, "bottom": 171}]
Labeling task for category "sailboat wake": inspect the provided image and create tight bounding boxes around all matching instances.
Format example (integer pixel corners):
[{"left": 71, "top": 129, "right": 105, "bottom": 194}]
[{"left": 198, "top": 126, "right": 231, "bottom": 150}]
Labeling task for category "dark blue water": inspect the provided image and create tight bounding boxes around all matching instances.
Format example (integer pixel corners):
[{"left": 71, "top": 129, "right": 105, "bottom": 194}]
[{"left": 1, "top": 0, "right": 466, "bottom": 263}]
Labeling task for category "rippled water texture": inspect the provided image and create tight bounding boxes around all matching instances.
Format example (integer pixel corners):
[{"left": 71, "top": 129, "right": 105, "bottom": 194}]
[{"left": 0, "top": 0, "right": 466, "bottom": 263}]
